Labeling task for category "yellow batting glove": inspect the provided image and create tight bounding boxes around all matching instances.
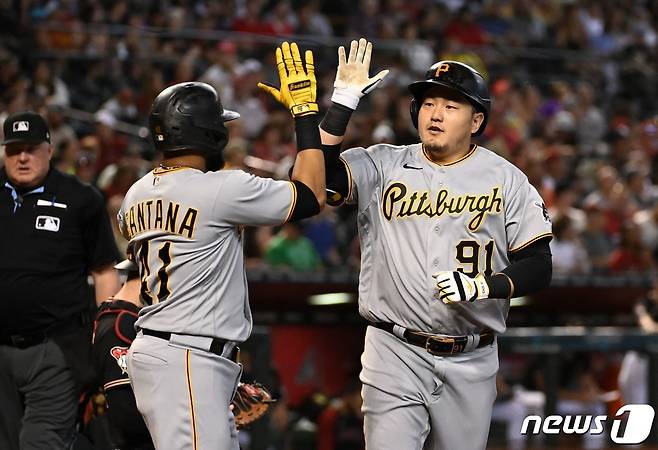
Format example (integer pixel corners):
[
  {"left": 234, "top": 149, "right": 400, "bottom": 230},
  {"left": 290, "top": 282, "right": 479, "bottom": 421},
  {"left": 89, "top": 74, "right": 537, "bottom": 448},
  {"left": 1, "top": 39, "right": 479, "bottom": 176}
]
[{"left": 258, "top": 42, "right": 318, "bottom": 118}]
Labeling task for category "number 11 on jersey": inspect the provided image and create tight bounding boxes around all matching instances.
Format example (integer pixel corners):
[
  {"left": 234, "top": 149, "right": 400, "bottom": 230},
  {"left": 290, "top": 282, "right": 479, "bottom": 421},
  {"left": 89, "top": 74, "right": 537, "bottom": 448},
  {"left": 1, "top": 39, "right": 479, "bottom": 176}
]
[{"left": 138, "top": 240, "right": 173, "bottom": 305}]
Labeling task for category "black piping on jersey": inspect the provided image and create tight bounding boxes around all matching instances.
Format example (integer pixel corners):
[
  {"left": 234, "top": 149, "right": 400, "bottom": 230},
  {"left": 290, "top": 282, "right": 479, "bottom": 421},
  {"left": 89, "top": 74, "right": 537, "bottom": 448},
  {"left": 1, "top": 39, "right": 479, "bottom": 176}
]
[
  {"left": 287, "top": 180, "right": 320, "bottom": 222},
  {"left": 422, "top": 143, "right": 477, "bottom": 167}
]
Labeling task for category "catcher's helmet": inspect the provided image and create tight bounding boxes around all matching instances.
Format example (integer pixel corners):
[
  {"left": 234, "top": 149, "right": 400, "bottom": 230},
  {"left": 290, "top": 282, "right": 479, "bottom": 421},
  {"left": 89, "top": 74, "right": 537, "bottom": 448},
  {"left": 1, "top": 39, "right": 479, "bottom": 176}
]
[
  {"left": 408, "top": 61, "right": 490, "bottom": 136},
  {"left": 114, "top": 258, "right": 138, "bottom": 272},
  {"left": 148, "top": 82, "right": 239, "bottom": 165}
]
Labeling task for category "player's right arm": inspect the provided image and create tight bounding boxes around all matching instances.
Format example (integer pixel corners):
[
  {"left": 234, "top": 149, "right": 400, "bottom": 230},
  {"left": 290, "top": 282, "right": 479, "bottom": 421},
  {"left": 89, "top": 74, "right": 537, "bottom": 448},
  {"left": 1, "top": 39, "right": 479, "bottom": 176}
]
[
  {"left": 319, "top": 38, "right": 388, "bottom": 206},
  {"left": 258, "top": 41, "right": 325, "bottom": 214}
]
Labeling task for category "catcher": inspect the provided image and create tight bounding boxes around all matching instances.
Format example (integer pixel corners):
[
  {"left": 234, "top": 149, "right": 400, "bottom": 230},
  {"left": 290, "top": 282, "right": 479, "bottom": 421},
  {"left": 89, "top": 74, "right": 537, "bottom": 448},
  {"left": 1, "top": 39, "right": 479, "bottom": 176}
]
[
  {"left": 91, "top": 258, "right": 152, "bottom": 449},
  {"left": 92, "top": 258, "right": 274, "bottom": 447}
]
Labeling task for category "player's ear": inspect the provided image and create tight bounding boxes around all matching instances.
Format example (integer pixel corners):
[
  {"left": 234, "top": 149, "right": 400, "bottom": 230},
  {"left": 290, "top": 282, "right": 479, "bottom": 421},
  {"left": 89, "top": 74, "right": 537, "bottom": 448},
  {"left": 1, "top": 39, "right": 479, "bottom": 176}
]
[{"left": 471, "top": 110, "right": 484, "bottom": 135}]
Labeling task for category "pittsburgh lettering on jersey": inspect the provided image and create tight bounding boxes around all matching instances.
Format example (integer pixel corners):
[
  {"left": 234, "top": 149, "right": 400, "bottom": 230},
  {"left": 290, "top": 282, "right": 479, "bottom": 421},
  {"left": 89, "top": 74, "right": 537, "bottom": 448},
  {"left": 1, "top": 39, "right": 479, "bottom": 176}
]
[
  {"left": 125, "top": 199, "right": 198, "bottom": 239},
  {"left": 382, "top": 182, "right": 503, "bottom": 231}
]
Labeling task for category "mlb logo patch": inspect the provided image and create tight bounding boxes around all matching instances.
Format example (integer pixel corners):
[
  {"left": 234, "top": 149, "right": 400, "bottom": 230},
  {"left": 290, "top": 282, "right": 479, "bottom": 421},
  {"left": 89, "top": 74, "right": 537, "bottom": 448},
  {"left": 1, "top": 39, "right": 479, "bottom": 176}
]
[
  {"left": 35, "top": 215, "right": 60, "bottom": 232},
  {"left": 12, "top": 121, "right": 29, "bottom": 132}
]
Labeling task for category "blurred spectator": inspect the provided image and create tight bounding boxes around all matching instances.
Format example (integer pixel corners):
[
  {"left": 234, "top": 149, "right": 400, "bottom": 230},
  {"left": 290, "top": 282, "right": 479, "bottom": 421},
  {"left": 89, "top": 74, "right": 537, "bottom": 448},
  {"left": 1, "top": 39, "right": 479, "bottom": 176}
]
[
  {"left": 608, "top": 222, "right": 654, "bottom": 273},
  {"left": 548, "top": 183, "right": 586, "bottom": 233},
  {"left": 443, "top": 5, "right": 488, "bottom": 46},
  {"left": 296, "top": 0, "right": 332, "bottom": 36},
  {"left": 46, "top": 105, "right": 76, "bottom": 153},
  {"left": 53, "top": 137, "right": 81, "bottom": 176},
  {"left": 618, "top": 282, "right": 658, "bottom": 405},
  {"left": 523, "top": 354, "right": 608, "bottom": 449},
  {"left": 304, "top": 208, "right": 341, "bottom": 267},
  {"left": 317, "top": 379, "right": 364, "bottom": 450},
  {"left": 550, "top": 216, "right": 590, "bottom": 275},
  {"left": 31, "top": 60, "right": 70, "bottom": 107},
  {"left": 200, "top": 40, "right": 238, "bottom": 109},
  {"left": 491, "top": 374, "right": 544, "bottom": 450},
  {"left": 96, "top": 85, "right": 139, "bottom": 124},
  {"left": 634, "top": 202, "right": 658, "bottom": 259},
  {"left": 573, "top": 82, "right": 606, "bottom": 154},
  {"left": 223, "top": 138, "right": 248, "bottom": 170},
  {"left": 231, "top": 0, "right": 276, "bottom": 35},
  {"left": 581, "top": 204, "right": 615, "bottom": 273},
  {"left": 289, "top": 391, "right": 330, "bottom": 450},
  {"left": 265, "top": 223, "right": 322, "bottom": 272},
  {"left": 252, "top": 117, "right": 295, "bottom": 163},
  {"left": 625, "top": 167, "right": 658, "bottom": 209}
]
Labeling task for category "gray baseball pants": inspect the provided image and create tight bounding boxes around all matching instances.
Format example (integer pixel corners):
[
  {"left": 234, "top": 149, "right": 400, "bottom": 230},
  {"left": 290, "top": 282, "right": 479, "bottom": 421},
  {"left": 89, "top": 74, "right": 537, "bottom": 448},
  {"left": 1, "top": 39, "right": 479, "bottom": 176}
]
[
  {"left": 127, "top": 332, "right": 242, "bottom": 450},
  {"left": 360, "top": 325, "right": 499, "bottom": 450}
]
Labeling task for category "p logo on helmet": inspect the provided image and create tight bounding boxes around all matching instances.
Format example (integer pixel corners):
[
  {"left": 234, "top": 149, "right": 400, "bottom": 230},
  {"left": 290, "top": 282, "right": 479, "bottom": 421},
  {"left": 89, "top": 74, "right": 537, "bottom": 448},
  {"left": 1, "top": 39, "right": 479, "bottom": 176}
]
[
  {"left": 435, "top": 63, "right": 450, "bottom": 77},
  {"left": 408, "top": 60, "right": 491, "bottom": 136}
]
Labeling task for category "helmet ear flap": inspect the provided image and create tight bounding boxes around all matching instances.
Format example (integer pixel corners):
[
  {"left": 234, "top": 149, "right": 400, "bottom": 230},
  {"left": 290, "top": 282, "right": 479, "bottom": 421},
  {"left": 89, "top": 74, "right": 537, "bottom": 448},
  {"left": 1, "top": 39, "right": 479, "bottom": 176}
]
[{"left": 409, "top": 98, "right": 419, "bottom": 129}]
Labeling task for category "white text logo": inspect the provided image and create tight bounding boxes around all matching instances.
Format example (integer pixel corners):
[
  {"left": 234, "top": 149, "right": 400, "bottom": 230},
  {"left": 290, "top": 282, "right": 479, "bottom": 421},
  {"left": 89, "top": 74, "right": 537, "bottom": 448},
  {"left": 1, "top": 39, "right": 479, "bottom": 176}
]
[{"left": 521, "top": 404, "right": 654, "bottom": 444}]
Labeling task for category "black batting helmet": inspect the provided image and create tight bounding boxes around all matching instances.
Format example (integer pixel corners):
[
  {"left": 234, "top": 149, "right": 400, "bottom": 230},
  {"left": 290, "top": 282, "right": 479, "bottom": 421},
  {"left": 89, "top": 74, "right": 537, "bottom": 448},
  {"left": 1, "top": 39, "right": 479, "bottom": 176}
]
[
  {"left": 148, "top": 82, "right": 239, "bottom": 167},
  {"left": 408, "top": 61, "right": 490, "bottom": 136}
]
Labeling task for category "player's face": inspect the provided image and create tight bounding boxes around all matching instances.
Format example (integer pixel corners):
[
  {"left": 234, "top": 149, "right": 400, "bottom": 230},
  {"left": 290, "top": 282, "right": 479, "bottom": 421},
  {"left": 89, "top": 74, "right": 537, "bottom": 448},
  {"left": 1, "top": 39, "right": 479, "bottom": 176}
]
[
  {"left": 417, "top": 86, "right": 483, "bottom": 154},
  {"left": 4, "top": 141, "right": 53, "bottom": 188}
]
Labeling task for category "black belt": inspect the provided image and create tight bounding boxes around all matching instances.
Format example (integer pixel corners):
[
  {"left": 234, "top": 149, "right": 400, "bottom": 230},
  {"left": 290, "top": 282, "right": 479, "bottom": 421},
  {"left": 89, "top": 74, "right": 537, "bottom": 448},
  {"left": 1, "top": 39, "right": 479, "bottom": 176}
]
[
  {"left": 0, "top": 315, "right": 86, "bottom": 349},
  {"left": 142, "top": 329, "right": 235, "bottom": 359},
  {"left": 371, "top": 322, "right": 495, "bottom": 356}
]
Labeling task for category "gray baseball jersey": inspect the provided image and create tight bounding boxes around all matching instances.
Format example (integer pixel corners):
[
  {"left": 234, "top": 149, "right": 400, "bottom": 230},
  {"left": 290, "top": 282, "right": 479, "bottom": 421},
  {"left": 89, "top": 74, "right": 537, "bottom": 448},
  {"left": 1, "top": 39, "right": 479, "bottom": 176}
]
[
  {"left": 341, "top": 143, "right": 552, "bottom": 335},
  {"left": 118, "top": 166, "right": 295, "bottom": 342}
]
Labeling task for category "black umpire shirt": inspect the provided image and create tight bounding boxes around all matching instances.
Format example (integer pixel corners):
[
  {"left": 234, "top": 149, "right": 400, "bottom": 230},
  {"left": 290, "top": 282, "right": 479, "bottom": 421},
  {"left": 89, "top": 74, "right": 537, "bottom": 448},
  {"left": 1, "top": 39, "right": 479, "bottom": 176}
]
[{"left": 0, "top": 167, "right": 120, "bottom": 334}]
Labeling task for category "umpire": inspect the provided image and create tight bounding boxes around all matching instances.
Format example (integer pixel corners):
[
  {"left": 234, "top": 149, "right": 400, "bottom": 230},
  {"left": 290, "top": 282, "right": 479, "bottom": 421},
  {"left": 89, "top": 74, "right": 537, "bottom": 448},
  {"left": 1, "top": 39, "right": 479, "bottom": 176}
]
[{"left": 0, "top": 111, "right": 121, "bottom": 449}]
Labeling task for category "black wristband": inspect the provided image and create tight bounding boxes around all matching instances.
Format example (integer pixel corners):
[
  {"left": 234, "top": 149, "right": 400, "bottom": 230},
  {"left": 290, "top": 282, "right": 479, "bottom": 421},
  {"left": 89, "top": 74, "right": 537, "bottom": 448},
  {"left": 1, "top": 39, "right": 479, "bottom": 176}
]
[
  {"left": 320, "top": 102, "right": 354, "bottom": 136},
  {"left": 295, "top": 115, "right": 321, "bottom": 152}
]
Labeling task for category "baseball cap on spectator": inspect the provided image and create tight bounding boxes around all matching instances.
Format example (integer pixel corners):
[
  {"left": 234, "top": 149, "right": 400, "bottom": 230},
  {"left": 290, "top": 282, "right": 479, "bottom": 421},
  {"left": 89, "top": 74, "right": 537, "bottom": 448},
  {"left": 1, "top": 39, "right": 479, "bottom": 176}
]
[
  {"left": 2, "top": 111, "right": 51, "bottom": 145},
  {"left": 217, "top": 40, "right": 237, "bottom": 54}
]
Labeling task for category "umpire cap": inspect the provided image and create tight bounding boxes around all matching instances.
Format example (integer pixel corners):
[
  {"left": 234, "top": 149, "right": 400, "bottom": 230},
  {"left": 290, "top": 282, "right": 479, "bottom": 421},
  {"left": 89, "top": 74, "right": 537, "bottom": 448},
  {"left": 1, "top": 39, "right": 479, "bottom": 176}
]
[
  {"left": 148, "top": 82, "right": 240, "bottom": 159},
  {"left": 408, "top": 61, "right": 490, "bottom": 136},
  {"left": 2, "top": 111, "right": 51, "bottom": 145}
]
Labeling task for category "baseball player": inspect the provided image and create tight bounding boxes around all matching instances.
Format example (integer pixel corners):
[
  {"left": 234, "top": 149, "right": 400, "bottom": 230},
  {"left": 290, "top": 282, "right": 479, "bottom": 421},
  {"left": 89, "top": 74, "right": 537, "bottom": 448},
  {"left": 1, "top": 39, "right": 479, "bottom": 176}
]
[
  {"left": 319, "top": 39, "right": 553, "bottom": 449},
  {"left": 92, "top": 257, "right": 152, "bottom": 449},
  {"left": 119, "top": 41, "right": 325, "bottom": 450}
]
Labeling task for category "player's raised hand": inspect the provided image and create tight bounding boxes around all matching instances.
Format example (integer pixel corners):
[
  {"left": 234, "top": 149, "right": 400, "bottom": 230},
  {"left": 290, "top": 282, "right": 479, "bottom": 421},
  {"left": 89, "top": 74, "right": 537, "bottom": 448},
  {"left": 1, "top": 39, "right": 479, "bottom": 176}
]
[
  {"left": 258, "top": 41, "right": 318, "bottom": 118},
  {"left": 331, "top": 37, "right": 389, "bottom": 110},
  {"left": 433, "top": 271, "right": 490, "bottom": 304}
]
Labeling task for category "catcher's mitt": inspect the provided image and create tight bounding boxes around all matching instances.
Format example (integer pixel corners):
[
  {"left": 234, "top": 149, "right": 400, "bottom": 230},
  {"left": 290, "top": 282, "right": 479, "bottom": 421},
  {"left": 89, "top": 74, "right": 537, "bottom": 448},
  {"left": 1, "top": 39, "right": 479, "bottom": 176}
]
[{"left": 232, "top": 382, "right": 275, "bottom": 428}]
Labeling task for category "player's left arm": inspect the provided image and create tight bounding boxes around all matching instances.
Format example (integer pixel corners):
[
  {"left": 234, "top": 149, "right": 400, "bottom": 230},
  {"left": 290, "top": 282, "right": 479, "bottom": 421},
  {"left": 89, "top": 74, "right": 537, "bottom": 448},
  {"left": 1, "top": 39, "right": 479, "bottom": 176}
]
[
  {"left": 434, "top": 238, "right": 552, "bottom": 303},
  {"left": 435, "top": 176, "right": 553, "bottom": 304}
]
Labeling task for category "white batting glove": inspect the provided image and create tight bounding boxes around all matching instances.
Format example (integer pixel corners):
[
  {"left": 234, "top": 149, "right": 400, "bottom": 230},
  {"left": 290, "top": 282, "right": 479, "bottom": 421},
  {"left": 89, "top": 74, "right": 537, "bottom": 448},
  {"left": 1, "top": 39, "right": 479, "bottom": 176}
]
[
  {"left": 331, "top": 38, "right": 389, "bottom": 110},
  {"left": 433, "top": 271, "right": 490, "bottom": 304}
]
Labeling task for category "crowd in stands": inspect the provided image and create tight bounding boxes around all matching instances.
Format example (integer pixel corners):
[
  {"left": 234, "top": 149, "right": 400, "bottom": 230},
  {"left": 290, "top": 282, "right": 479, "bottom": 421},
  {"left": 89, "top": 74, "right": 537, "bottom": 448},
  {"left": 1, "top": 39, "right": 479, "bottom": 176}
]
[{"left": 1, "top": 0, "right": 657, "bottom": 278}]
